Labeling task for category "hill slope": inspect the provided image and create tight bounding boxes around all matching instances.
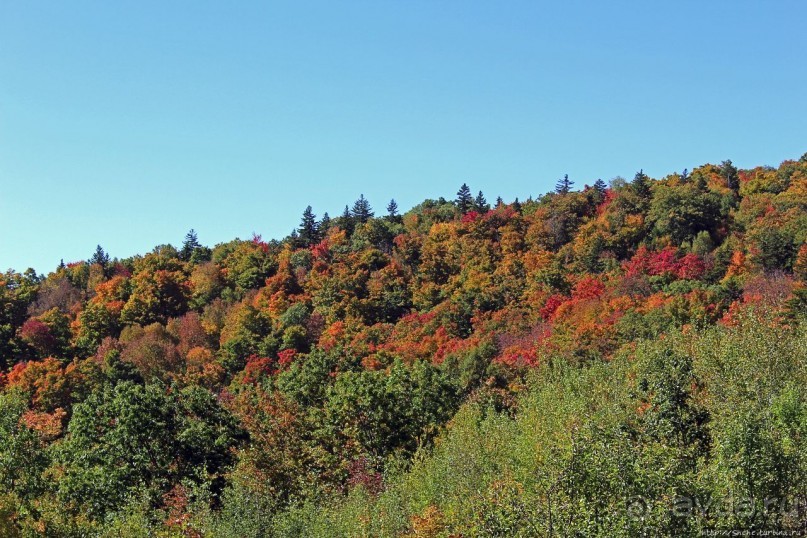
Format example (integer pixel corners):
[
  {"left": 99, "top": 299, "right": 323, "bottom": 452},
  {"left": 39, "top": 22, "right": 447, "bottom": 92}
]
[{"left": 1, "top": 155, "right": 806, "bottom": 535}]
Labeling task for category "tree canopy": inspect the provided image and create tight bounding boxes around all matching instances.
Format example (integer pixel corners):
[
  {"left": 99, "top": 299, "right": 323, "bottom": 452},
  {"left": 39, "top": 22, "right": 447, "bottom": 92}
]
[{"left": 1, "top": 154, "right": 806, "bottom": 535}]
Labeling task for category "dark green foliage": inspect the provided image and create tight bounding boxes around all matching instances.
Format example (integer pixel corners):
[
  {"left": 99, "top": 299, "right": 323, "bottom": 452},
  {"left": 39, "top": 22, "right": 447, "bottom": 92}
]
[
  {"left": 351, "top": 195, "right": 374, "bottom": 224},
  {"left": 0, "top": 392, "right": 49, "bottom": 503},
  {"left": 386, "top": 199, "right": 399, "bottom": 219},
  {"left": 339, "top": 204, "right": 353, "bottom": 234},
  {"left": 593, "top": 178, "right": 607, "bottom": 195},
  {"left": 55, "top": 382, "right": 244, "bottom": 520},
  {"left": 298, "top": 206, "right": 319, "bottom": 247},
  {"left": 555, "top": 173, "right": 573, "bottom": 195},
  {"left": 636, "top": 349, "right": 710, "bottom": 457},
  {"left": 722, "top": 159, "right": 740, "bottom": 191},
  {"left": 749, "top": 227, "right": 796, "bottom": 270},
  {"left": 632, "top": 169, "right": 652, "bottom": 199},
  {"left": 440, "top": 339, "right": 498, "bottom": 395},
  {"left": 319, "top": 212, "right": 331, "bottom": 234},
  {"left": 259, "top": 317, "right": 807, "bottom": 536},
  {"left": 0, "top": 270, "right": 41, "bottom": 368},
  {"left": 322, "top": 360, "right": 459, "bottom": 461},
  {"left": 180, "top": 229, "right": 202, "bottom": 261},
  {"left": 648, "top": 181, "right": 723, "bottom": 244},
  {"left": 456, "top": 183, "right": 473, "bottom": 214},
  {"left": 474, "top": 191, "right": 488, "bottom": 212},
  {"left": 277, "top": 349, "right": 341, "bottom": 408},
  {"left": 89, "top": 245, "right": 109, "bottom": 269}
]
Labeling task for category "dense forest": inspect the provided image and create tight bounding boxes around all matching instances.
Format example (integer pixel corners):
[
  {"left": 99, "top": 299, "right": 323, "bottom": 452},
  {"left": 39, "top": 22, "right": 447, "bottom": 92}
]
[{"left": 1, "top": 155, "right": 806, "bottom": 536}]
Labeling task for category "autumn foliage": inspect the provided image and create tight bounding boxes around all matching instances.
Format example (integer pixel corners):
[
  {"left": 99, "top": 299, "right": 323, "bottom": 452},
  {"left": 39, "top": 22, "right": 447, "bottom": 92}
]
[{"left": 0, "top": 154, "right": 806, "bottom": 534}]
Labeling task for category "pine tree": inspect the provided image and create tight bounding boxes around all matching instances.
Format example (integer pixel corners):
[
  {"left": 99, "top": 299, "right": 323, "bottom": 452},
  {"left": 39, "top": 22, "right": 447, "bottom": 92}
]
[
  {"left": 474, "top": 191, "right": 488, "bottom": 212},
  {"left": 386, "top": 199, "right": 399, "bottom": 219},
  {"left": 298, "top": 206, "right": 319, "bottom": 246},
  {"left": 512, "top": 197, "right": 522, "bottom": 213},
  {"left": 456, "top": 183, "right": 473, "bottom": 214},
  {"left": 555, "top": 174, "right": 573, "bottom": 195},
  {"left": 180, "top": 229, "right": 201, "bottom": 261},
  {"left": 680, "top": 169, "right": 690, "bottom": 183},
  {"left": 58, "top": 259, "right": 66, "bottom": 270},
  {"left": 593, "top": 178, "right": 607, "bottom": 195},
  {"left": 495, "top": 196, "right": 504, "bottom": 208},
  {"left": 351, "top": 195, "right": 374, "bottom": 223}
]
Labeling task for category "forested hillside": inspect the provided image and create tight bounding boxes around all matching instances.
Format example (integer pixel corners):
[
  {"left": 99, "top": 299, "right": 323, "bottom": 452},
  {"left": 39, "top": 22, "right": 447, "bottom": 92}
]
[{"left": 1, "top": 155, "right": 806, "bottom": 536}]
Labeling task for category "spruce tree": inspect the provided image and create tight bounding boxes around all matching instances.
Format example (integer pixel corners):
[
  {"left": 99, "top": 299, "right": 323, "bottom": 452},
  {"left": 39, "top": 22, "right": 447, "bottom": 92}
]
[
  {"left": 298, "top": 206, "right": 319, "bottom": 246},
  {"left": 340, "top": 204, "right": 354, "bottom": 234},
  {"left": 351, "top": 195, "right": 374, "bottom": 223},
  {"left": 319, "top": 212, "right": 331, "bottom": 234},
  {"left": 386, "top": 199, "right": 399, "bottom": 219},
  {"left": 90, "top": 245, "right": 109, "bottom": 268},
  {"left": 180, "top": 229, "right": 201, "bottom": 261},
  {"left": 496, "top": 196, "right": 504, "bottom": 208},
  {"left": 632, "top": 169, "right": 652, "bottom": 198},
  {"left": 474, "top": 191, "right": 488, "bottom": 212},
  {"left": 90, "top": 245, "right": 111, "bottom": 277},
  {"left": 456, "top": 183, "right": 473, "bottom": 214}
]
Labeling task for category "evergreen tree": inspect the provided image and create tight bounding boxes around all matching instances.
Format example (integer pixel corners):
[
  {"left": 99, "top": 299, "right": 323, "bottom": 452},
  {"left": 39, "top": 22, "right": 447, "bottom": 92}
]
[
  {"left": 351, "top": 195, "right": 374, "bottom": 224},
  {"left": 180, "top": 229, "right": 201, "bottom": 261},
  {"left": 58, "top": 259, "right": 66, "bottom": 270},
  {"left": 680, "top": 168, "right": 690, "bottom": 183},
  {"left": 319, "top": 212, "right": 331, "bottom": 234},
  {"left": 721, "top": 160, "right": 739, "bottom": 192},
  {"left": 90, "top": 245, "right": 110, "bottom": 268},
  {"left": 495, "top": 196, "right": 504, "bottom": 208},
  {"left": 298, "top": 206, "right": 319, "bottom": 246},
  {"left": 89, "top": 245, "right": 111, "bottom": 278},
  {"left": 474, "top": 191, "right": 488, "bottom": 212},
  {"left": 340, "top": 204, "right": 355, "bottom": 234},
  {"left": 593, "top": 178, "right": 607, "bottom": 195},
  {"left": 386, "top": 199, "right": 399, "bottom": 219},
  {"left": 512, "top": 197, "right": 522, "bottom": 213},
  {"left": 632, "top": 169, "right": 652, "bottom": 198},
  {"left": 456, "top": 183, "right": 473, "bottom": 214},
  {"left": 555, "top": 174, "right": 574, "bottom": 195}
]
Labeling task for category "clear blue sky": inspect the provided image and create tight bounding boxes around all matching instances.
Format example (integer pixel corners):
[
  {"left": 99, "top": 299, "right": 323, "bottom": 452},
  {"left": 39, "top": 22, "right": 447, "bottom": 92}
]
[{"left": 2, "top": 1, "right": 805, "bottom": 274}]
